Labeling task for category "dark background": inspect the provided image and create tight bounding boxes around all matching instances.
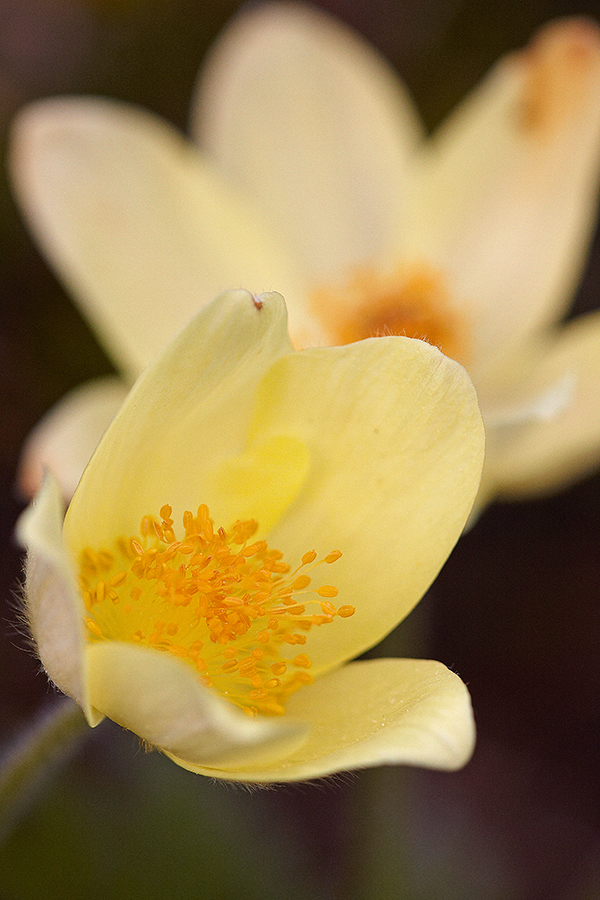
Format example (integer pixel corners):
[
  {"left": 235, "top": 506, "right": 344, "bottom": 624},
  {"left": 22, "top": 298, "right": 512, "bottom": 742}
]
[{"left": 1, "top": 0, "right": 600, "bottom": 897}]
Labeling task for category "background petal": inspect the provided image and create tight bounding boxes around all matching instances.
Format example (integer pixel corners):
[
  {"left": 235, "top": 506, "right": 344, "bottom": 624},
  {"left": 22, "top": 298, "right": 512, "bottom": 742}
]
[
  {"left": 10, "top": 98, "right": 309, "bottom": 378},
  {"left": 86, "top": 642, "right": 307, "bottom": 771},
  {"left": 18, "top": 376, "right": 129, "bottom": 501},
  {"left": 189, "top": 659, "right": 475, "bottom": 782},
  {"left": 405, "top": 18, "right": 600, "bottom": 375},
  {"left": 251, "top": 337, "right": 484, "bottom": 672},
  {"left": 194, "top": 1, "right": 423, "bottom": 282},
  {"left": 481, "top": 311, "right": 600, "bottom": 497}
]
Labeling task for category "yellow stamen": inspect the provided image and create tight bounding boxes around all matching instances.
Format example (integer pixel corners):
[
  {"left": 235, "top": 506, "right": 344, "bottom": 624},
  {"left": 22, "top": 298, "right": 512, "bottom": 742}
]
[
  {"left": 79, "top": 504, "right": 353, "bottom": 716},
  {"left": 312, "top": 263, "right": 468, "bottom": 362}
]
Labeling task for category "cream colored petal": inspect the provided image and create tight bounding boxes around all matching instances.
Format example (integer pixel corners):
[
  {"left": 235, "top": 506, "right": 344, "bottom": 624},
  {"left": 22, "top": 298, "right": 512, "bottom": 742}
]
[
  {"left": 406, "top": 18, "right": 600, "bottom": 372},
  {"left": 86, "top": 642, "right": 307, "bottom": 770},
  {"left": 251, "top": 337, "right": 484, "bottom": 672},
  {"left": 10, "top": 98, "right": 309, "bottom": 378},
  {"left": 63, "top": 291, "right": 295, "bottom": 554},
  {"left": 16, "top": 475, "right": 98, "bottom": 720},
  {"left": 481, "top": 310, "right": 600, "bottom": 497},
  {"left": 194, "top": 1, "right": 423, "bottom": 282},
  {"left": 18, "top": 376, "right": 130, "bottom": 501},
  {"left": 181, "top": 659, "right": 475, "bottom": 782}
]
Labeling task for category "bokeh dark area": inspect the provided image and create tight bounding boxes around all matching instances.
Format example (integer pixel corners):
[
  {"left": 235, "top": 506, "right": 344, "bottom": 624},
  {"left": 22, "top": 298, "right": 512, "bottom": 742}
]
[{"left": 2, "top": 0, "right": 600, "bottom": 897}]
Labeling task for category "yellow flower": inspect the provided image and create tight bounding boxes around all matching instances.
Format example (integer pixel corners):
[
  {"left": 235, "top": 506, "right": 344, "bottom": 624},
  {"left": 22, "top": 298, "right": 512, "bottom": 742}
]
[
  {"left": 18, "top": 290, "right": 484, "bottom": 782},
  {"left": 11, "top": 4, "right": 600, "bottom": 511}
]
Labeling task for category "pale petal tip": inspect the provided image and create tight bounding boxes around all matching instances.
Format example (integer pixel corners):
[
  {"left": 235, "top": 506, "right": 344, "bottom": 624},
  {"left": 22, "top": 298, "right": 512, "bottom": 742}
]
[
  {"left": 10, "top": 96, "right": 83, "bottom": 186},
  {"left": 531, "top": 16, "right": 600, "bottom": 56},
  {"left": 518, "top": 16, "right": 600, "bottom": 136},
  {"left": 217, "top": 288, "right": 288, "bottom": 328}
]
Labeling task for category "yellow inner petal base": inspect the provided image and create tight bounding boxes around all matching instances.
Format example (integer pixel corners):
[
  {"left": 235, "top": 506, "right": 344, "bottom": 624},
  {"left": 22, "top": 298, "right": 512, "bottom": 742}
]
[
  {"left": 208, "top": 435, "right": 310, "bottom": 535},
  {"left": 312, "top": 263, "right": 468, "bottom": 362},
  {"left": 78, "top": 504, "right": 354, "bottom": 717}
]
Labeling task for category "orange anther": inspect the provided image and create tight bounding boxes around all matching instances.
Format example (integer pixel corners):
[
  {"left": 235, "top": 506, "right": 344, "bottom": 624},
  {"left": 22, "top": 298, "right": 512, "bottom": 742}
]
[
  {"left": 271, "top": 662, "right": 287, "bottom": 676},
  {"left": 337, "top": 605, "right": 356, "bottom": 618},
  {"left": 292, "top": 575, "right": 311, "bottom": 590},
  {"left": 221, "top": 660, "right": 240, "bottom": 673},
  {"left": 86, "top": 618, "right": 103, "bottom": 638},
  {"left": 293, "top": 654, "right": 312, "bottom": 669},
  {"left": 325, "top": 550, "right": 342, "bottom": 563},
  {"left": 248, "top": 689, "right": 267, "bottom": 700},
  {"left": 109, "top": 571, "right": 127, "bottom": 587}
]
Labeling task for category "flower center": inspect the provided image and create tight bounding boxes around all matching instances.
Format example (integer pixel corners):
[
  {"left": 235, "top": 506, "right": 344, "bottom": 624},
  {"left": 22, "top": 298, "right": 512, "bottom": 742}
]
[
  {"left": 311, "top": 263, "right": 467, "bottom": 362},
  {"left": 78, "top": 504, "right": 353, "bottom": 717}
]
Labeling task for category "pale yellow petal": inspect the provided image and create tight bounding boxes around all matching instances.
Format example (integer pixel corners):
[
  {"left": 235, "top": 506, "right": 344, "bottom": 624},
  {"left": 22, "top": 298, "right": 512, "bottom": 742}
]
[
  {"left": 194, "top": 1, "right": 423, "bottom": 283},
  {"left": 481, "top": 310, "right": 600, "bottom": 497},
  {"left": 86, "top": 642, "right": 308, "bottom": 769},
  {"left": 10, "top": 98, "right": 309, "bottom": 378},
  {"left": 18, "top": 376, "right": 129, "bottom": 501},
  {"left": 63, "top": 291, "right": 295, "bottom": 554},
  {"left": 406, "top": 18, "right": 600, "bottom": 373},
  {"left": 207, "top": 434, "right": 310, "bottom": 535},
  {"left": 16, "top": 476, "right": 96, "bottom": 719},
  {"left": 250, "top": 337, "right": 484, "bottom": 672},
  {"left": 183, "top": 659, "right": 475, "bottom": 782}
]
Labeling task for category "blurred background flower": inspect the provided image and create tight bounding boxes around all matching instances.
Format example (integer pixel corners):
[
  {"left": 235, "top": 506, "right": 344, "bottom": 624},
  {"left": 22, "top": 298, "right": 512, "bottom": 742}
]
[{"left": 2, "top": 0, "right": 600, "bottom": 898}]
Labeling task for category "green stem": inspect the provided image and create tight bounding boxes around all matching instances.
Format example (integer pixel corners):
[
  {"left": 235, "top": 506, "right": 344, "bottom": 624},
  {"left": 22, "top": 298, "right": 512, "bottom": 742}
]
[
  {"left": 346, "top": 601, "right": 431, "bottom": 900},
  {"left": 347, "top": 766, "right": 414, "bottom": 900},
  {"left": 0, "top": 697, "right": 89, "bottom": 842}
]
